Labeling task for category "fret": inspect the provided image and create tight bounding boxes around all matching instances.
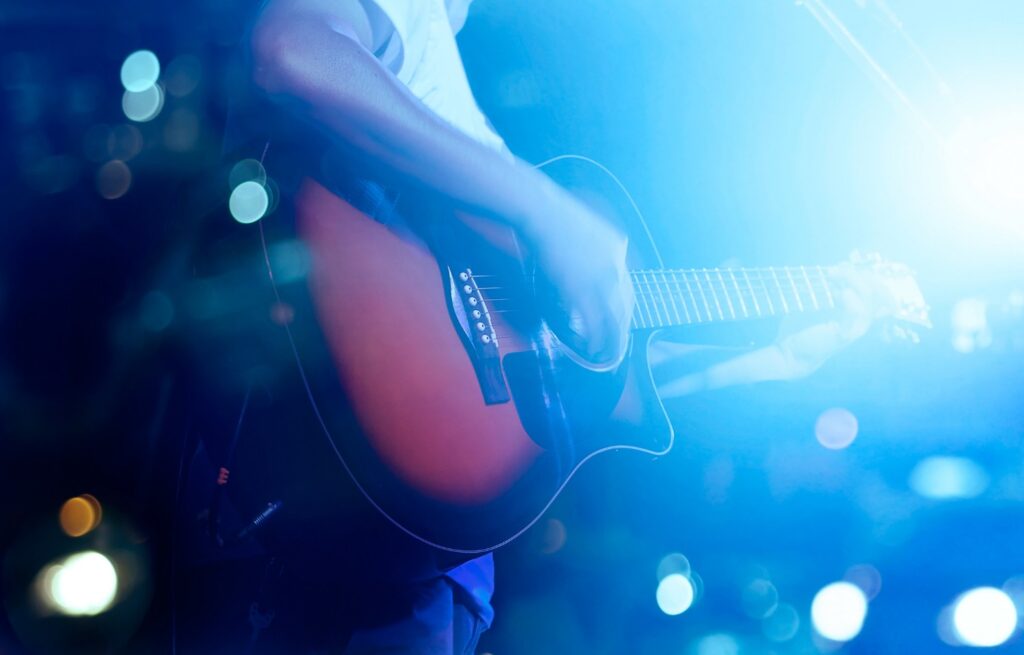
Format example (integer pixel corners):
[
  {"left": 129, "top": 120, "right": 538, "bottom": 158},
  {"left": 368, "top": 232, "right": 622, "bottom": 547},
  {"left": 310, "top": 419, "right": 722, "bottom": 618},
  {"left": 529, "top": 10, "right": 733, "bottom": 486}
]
[
  {"left": 817, "top": 265, "right": 836, "bottom": 308},
  {"left": 669, "top": 271, "right": 693, "bottom": 325},
  {"left": 659, "top": 270, "right": 683, "bottom": 326},
  {"left": 632, "top": 301, "right": 647, "bottom": 329},
  {"left": 741, "top": 269, "right": 762, "bottom": 317},
  {"left": 702, "top": 269, "right": 724, "bottom": 320},
  {"left": 654, "top": 270, "right": 673, "bottom": 327},
  {"left": 770, "top": 267, "right": 790, "bottom": 314},
  {"left": 642, "top": 271, "right": 665, "bottom": 327},
  {"left": 785, "top": 267, "right": 804, "bottom": 312},
  {"left": 683, "top": 271, "right": 707, "bottom": 322},
  {"left": 715, "top": 269, "right": 736, "bottom": 319},
  {"left": 633, "top": 273, "right": 655, "bottom": 327},
  {"left": 800, "top": 265, "right": 819, "bottom": 311},
  {"left": 728, "top": 269, "right": 749, "bottom": 318}
]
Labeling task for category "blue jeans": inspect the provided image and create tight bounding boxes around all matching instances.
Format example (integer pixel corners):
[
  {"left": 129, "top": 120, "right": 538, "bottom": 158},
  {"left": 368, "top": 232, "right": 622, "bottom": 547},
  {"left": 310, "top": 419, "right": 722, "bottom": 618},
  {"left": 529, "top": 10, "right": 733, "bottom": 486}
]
[{"left": 342, "top": 577, "right": 489, "bottom": 655}]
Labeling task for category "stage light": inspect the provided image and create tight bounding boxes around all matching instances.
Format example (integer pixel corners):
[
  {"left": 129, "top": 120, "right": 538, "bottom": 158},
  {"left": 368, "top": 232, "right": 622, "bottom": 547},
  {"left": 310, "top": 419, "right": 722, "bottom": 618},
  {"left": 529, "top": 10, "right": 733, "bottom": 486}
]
[
  {"left": 763, "top": 603, "right": 800, "bottom": 642},
  {"left": 811, "top": 581, "right": 868, "bottom": 642},
  {"left": 951, "top": 298, "right": 992, "bottom": 354},
  {"left": 695, "top": 632, "right": 739, "bottom": 655},
  {"left": 165, "top": 54, "right": 202, "bottom": 97},
  {"left": 229, "top": 181, "right": 270, "bottom": 224},
  {"left": 122, "top": 85, "right": 164, "bottom": 123},
  {"left": 37, "top": 551, "right": 118, "bottom": 616},
  {"left": 952, "top": 587, "right": 1017, "bottom": 647},
  {"left": 844, "top": 563, "right": 882, "bottom": 600},
  {"left": 120, "top": 50, "right": 160, "bottom": 93},
  {"left": 814, "top": 408, "right": 859, "bottom": 450},
  {"left": 657, "top": 552, "right": 691, "bottom": 581},
  {"left": 909, "top": 456, "right": 988, "bottom": 500},
  {"left": 538, "top": 518, "right": 567, "bottom": 555},
  {"left": 741, "top": 578, "right": 778, "bottom": 619},
  {"left": 229, "top": 158, "right": 267, "bottom": 188},
  {"left": 656, "top": 573, "right": 694, "bottom": 616},
  {"left": 947, "top": 119, "right": 1024, "bottom": 217},
  {"left": 268, "top": 239, "right": 311, "bottom": 283},
  {"left": 139, "top": 290, "right": 175, "bottom": 332},
  {"left": 107, "top": 124, "right": 144, "bottom": 161},
  {"left": 59, "top": 495, "right": 102, "bottom": 537},
  {"left": 95, "top": 160, "right": 132, "bottom": 199}
]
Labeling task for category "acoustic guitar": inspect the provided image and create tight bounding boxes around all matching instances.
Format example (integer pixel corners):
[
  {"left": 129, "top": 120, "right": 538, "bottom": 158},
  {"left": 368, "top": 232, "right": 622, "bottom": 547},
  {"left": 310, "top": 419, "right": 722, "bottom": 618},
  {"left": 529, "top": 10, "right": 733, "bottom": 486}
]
[{"left": 283, "top": 156, "right": 930, "bottom": 554}]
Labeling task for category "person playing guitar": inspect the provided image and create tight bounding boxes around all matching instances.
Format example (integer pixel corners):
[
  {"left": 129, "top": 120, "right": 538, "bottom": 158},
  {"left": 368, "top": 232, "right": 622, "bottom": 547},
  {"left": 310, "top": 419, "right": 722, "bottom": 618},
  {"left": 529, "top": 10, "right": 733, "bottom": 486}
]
[{"left": 185, "top": 0, "right": 919, "bottom": 653}]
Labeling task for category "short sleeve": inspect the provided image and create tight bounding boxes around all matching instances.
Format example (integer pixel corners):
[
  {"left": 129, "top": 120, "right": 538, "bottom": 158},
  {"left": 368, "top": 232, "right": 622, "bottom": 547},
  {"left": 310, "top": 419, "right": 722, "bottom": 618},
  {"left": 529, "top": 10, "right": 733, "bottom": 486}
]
[{"left": 359, "top": 0, "right": 430, "bottom": 84}]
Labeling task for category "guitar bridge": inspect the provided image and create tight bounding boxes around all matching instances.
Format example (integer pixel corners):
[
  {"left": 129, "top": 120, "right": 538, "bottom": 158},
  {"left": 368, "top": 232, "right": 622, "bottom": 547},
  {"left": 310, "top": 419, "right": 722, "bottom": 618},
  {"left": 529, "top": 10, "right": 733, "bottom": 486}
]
[{"left": 447, "top": 266, "right": 511, "bottom": 405}]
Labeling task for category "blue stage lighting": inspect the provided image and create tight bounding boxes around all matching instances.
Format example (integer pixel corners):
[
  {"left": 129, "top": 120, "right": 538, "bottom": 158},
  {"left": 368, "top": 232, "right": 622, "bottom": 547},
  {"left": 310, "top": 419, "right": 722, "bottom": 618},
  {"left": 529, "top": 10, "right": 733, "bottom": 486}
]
[
  {"left": 811, "top": 581, "right": 868, "bottom": 642},
  {"left": 952, "top": 587, "right": 1017, "bottom": 647}
]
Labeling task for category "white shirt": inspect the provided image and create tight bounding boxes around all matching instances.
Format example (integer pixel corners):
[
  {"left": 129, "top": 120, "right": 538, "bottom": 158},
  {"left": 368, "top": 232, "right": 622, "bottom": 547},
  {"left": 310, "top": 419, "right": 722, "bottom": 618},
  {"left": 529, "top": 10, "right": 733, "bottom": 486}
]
[{"left": 364, "top": 0, "right": 508, "bottom": 154}]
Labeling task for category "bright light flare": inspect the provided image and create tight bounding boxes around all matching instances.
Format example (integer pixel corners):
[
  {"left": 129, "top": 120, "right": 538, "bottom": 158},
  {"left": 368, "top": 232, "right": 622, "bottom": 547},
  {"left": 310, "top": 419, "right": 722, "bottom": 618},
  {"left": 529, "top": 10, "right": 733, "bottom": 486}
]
[
  {"left": 814, "top": 408, "right": 859, "bottom": 450},
  {"left": 909, "top": 456, "right": 989, "bottom": 499},
  {"left": 229, "top": 181, "right": 270, "bottom": 224},
  {"left": 952, "top": 587, "right": 1017, "bottom": 647},
  {"left": 947, "top": 119, "right": 1024, "bottom": 218},
  {"left": 120, "top": 50, "right": 160, "bottom": 92},
  {"left": 59, "top": 495, "right": 102, "bottom": 537},
  {"left": 811, "top": 581, "right": 868, "bottom": 642},
  {"left": 656, "top": 573, "right": 694, "bottom": 616},
  {"left": 35, "top": 551, "right": 118, "bottom": 616},
  {"left": 122, "top": 85, "right": 164, "bottom": 123}
]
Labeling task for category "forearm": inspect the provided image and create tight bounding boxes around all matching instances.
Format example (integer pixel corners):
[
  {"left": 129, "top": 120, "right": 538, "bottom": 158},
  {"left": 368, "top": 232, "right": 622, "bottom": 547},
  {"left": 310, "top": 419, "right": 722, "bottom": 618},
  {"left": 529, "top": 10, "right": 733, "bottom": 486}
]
[
  {"left": 250, "top": 11, "right": 562, "bottom": 238},
  {"left": 652, "top": 342, "right": 797, "bottom": 399},
  {"left": 651, "top": 327, "right": 845, "bottom": 399}
]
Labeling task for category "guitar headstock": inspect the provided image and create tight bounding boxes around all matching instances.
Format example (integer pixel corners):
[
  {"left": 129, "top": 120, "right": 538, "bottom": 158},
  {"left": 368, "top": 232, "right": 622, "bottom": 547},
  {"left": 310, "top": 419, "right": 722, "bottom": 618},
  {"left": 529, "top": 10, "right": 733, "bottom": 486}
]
[{"left": 847, "top": 251, "right": 932, "bottom": 342}]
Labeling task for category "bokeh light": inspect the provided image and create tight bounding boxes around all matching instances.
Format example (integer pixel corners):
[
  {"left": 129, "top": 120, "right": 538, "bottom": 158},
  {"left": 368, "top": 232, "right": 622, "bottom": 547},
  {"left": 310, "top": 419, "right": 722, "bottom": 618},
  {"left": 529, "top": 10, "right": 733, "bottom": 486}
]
[
  {"left": 657, "top": 552, "right": 691, "bottom": 581},
  {"left": 229, "top": 158, "right": 267, "bottom": 188},
  {"left": 95, "top": 160, "right": 132, "bottom": 199},
  {"left": 952, "top": 587, "right": 1017, "bottom": 647},
  {"left": 107, "top": 124, "right": 144, "bottom": 160},
  {"left": 119, "top": 50, "right": 160, "bottom": 93},
  {"left": 122, "top": 84, "right": 164, "bottom": 123},
  {"left": 694, "top": 632, "right": 739, "bottom": 655},
  {"left": 810, "top": 581, "right": 868, "bottom": 642},
  {"left": 657, "top": 573, "right": 695, "bottom": 616},
  {"left": 909, "top": 456, "right": 989, "bottom": 499},
  {"left": 814, "top": 408, "right": 859, "bottom": 450},
  {"left": 164, "top": 54, "right": 202, "bottom": 97},
  {"left": 139, "top": 290, "right": 175, "bottom": 332},
  {"left": 844, "top": 563, "right": 882, "bottom": 600},
  {"left": 229, "top": 180, "right": 270, "bottom": 224},
  {"left": 538, "top": 518, "right": 567, "bottom": 555},
  {"left": 947, "top": 118, "right": 1024, "bottom": 216},
  {"left": 741, "top": 578, "right": 778, "bottom": 619},
  {"left": 951, "top": 298, "right": 992, "bottom": 354},
  {"left": 59, "top": 494, "right": 102, "bottom": 537},
  {"left": 267, "top": 239, "right": 311, "bottom": 283},
  {"left": 36, "top": 551, "right": 118, "bottom": 616},
  {"left": 762, "top": 602, "right": 800, "bottom": 642}
]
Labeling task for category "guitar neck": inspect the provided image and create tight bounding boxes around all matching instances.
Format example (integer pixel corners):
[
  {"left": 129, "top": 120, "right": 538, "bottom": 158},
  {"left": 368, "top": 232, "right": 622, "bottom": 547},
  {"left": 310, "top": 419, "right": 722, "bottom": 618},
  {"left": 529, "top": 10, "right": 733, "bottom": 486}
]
[{"left": 629, "top": 266, "right": 839, "bottom": 329}]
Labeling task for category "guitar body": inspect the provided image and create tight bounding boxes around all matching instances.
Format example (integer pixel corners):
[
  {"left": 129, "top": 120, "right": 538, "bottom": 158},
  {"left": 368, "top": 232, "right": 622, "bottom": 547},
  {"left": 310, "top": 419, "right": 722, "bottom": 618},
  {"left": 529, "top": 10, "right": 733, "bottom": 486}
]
[{"left": 294, "top": 159, "right": 673, "bottom": 553}]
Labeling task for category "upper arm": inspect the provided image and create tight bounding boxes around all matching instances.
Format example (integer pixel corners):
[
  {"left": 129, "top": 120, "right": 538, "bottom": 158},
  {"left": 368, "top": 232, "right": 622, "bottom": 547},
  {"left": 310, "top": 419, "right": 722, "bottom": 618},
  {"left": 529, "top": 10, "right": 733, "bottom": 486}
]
[{"left": 251, "top": 0, "right": 375, "bottom": 90}]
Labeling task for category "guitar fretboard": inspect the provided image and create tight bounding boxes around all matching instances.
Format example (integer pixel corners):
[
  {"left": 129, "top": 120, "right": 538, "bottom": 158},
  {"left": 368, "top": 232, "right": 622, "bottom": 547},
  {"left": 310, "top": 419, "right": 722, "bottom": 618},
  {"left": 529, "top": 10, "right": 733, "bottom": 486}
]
[{"left": 629, "top": 267, "right": 838, "bottom": 329}]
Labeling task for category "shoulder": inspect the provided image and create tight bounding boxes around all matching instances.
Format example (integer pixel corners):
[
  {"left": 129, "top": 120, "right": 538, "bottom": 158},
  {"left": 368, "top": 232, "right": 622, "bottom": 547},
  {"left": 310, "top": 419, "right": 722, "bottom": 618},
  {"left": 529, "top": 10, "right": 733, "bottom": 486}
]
[{"left": 254, "top": 0, "right": 376, "bottom": 50}]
